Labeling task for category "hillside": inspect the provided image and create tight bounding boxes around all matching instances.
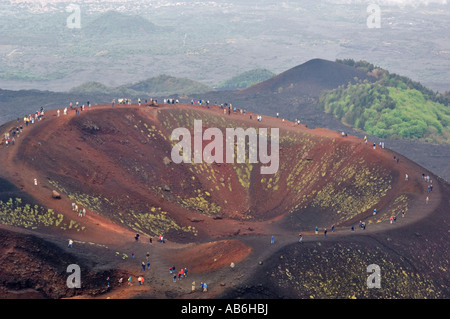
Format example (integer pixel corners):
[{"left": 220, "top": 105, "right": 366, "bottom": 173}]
[
  {"left": 185, "top": 58, "right": 377, "bottom": 124},
  {"left": 69, "top": 82, "right": 116, "bottom": 95},
  {"left": 0, "top": 103, "right": 448, "bottom": 299},
  {"left": 318, "top": 60, "right": 450, "bottom": 144},
  {"left": 81, "top": 11, "right": 163, "bottom": 38},
  {"left": 216, "top": 69, "right": 276, "bottom": 91},
  {"left": 121, "top": 74, "right": 213, "bottom": 97},
  {"left": 240, "top": 58, "right": 375, "bottom": 97},
  {"left": 69, "top": 75, "right": 213, "bottom": 98}
]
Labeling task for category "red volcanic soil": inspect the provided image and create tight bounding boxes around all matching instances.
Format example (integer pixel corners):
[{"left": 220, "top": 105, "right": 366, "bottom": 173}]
[{"left": 0, "top": 103, "right": 448, "bottom": 299}]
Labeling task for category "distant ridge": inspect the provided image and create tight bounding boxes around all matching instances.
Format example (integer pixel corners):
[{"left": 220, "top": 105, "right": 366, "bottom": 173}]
[
  {"left": 240, "top": 58, "right": 375, "bottom": 96},
  {"left": 121, "top": 74, "right": 213, "bottom": 96},
  {"left": 190, "top": 58, "right": 378, "bottom": 128},
  {"left": 82, "top": 10, "right": 164, "bottom": 37},
  {"left": 69, "top": 75, "right": 213, "bottom": 97},
  {"left": 217, "top": 69, "right": 276, "bottom": 90}
]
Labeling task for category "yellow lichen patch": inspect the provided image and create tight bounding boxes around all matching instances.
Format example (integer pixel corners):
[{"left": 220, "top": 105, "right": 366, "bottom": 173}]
[
  {"left": 130, "top": 208, "right": 197, "bottom": 237},
  {"left": 0, "top": 198, "right": 84, "bottom": 232}
]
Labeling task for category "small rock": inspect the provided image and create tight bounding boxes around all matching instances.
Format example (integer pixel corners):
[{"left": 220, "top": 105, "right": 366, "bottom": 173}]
[
  {"left": 52, "top": 190, "right": 61, "bottom": 199},
  {"left": 163, "top": 156, "right": 172, "bottom": 165}
]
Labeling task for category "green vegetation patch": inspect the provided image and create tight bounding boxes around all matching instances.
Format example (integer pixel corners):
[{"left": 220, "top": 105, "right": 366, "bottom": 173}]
[
  {"left": 320, "top": 60, "right": 450, "bottom": 144},
  {"left": 48, "top": 180, "right": 106, "bottom": 213},
  {"left": 0, "top": 198, "right": 85, "bottom": 231},
  {"left": 128, "top": 207, "right": 197, "bottom": 237}
]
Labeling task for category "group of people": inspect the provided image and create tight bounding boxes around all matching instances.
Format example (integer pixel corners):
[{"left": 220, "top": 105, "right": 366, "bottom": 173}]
[
  {"left": 422, "top": 173, "right": 433, "bottom": 204},
  {"left": 191, "top": 99, "right": 210, "bottom": 106},
  {"left": 71, "top": 202, "right": 86, "bottom": 217},
  {"left": 3, "top": 130, "right": 16, "bottom": 147},
  {"left": 165, "top": 98, "right": 179, "bottom": 104},
  {"left": 111, "top": 240, "right": 201, "bottom": 293},
  {"left": 2, "top": 109, "right": 45, "bottom": 147},
  {"left": 170, "top": 266, "right": 189, "bottom": 282},
  {"left": 119, "top": 275, "right": 145, "bottom": 287},
  {"left": 363, "top": 135, "right": 382, "bottom": 150},
  {"left": 314, "top": 225, "right": 335, "bottom": 237},
  {"left": 111, "top": 98, "right": 159, "bottom": 107}
]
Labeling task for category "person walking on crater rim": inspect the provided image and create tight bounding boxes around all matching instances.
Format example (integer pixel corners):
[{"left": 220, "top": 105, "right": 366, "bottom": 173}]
[{"left": 315, "top": 226, "right": 319, "bottom": 235}]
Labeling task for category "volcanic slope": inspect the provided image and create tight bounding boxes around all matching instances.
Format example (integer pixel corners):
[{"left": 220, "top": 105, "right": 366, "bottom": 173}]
[
  {"left": 0, "top": 103, "right": 448, "bottom": 299},
  {"left": 187, "top": 58, "right": 377, "bottom": 126}
]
